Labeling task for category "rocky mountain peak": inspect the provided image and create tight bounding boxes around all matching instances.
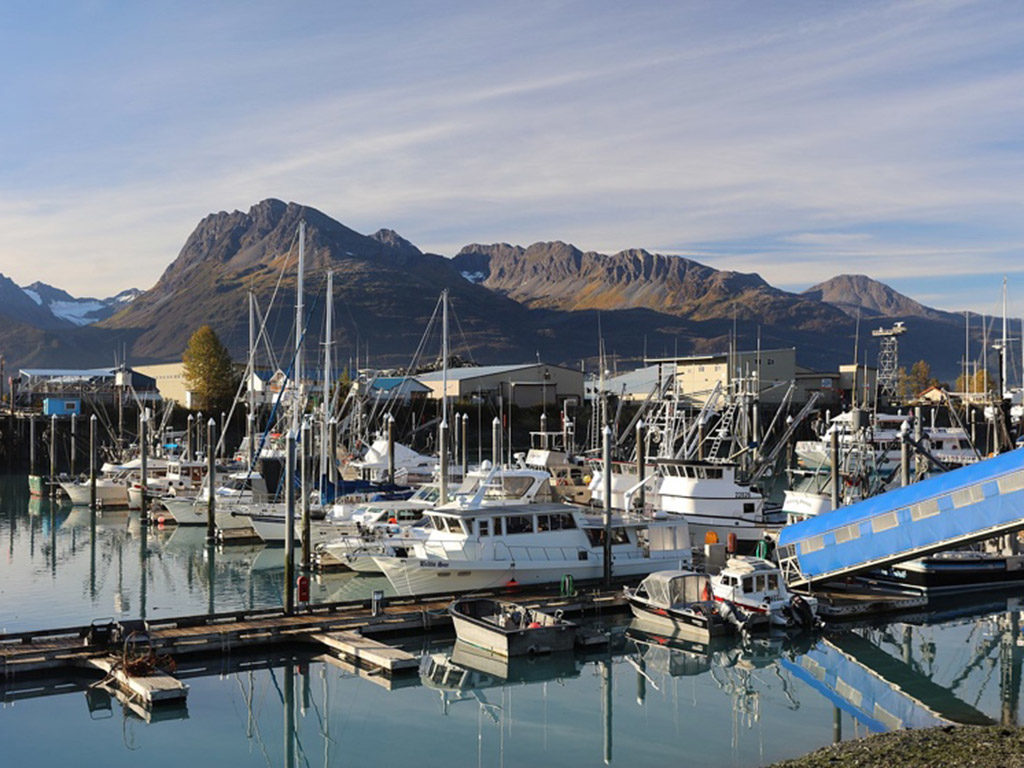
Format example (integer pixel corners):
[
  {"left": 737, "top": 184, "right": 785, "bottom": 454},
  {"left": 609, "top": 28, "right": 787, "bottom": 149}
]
[{"left": 803, "top": 274, "right": 944, "bottom": 320}]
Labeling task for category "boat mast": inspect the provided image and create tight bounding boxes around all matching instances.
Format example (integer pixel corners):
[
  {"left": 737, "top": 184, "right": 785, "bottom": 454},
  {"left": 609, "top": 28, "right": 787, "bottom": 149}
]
[
  {"left": 294, "top": 220, "right": 305, "bottom": 431},
  {"left": 1002, "top": 276, "right": 1009, "bottom": 399},
  {"left": 248, "top": 289, "right": 256, "bottom": 467},
  {"left": 439, "top": 289, "right": 449, "bottom": 503},
  {"left": 321, "top": 269, "right": 333, "bottom": 497}
]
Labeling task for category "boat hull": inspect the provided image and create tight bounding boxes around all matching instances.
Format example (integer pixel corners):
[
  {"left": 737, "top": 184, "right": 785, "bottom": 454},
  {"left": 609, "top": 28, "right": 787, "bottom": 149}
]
[
  {"left": 449, "top": 599, "right": 577, "bottom": 656},
  {"left": 374, "top": 552, "right": 689, "bottom": 597},
  {"left": 59, "top": 479, "right": 128, "bottom": 507}
]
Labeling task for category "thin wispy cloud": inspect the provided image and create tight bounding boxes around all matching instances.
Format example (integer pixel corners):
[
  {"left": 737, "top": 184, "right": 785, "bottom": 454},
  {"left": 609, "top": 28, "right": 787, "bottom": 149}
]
[{"left": 0, "top": 1, "right": 1022, "bottom": 315}]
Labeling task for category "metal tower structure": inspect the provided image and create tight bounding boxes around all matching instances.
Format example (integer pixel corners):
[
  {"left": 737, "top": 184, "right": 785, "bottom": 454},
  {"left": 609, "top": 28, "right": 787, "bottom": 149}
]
[{"left": 872, "top": 321, "right": 907, "bottom": 402}]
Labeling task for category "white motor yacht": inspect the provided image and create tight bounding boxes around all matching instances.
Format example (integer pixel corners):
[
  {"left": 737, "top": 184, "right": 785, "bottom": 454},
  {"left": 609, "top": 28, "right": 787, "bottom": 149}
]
[{"left": 372, "top": 502, "right": 693, "bottom": 596}]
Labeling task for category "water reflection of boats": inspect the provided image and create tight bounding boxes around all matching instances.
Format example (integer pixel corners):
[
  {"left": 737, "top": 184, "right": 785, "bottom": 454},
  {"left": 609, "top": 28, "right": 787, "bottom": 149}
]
[
  {"left": 421, "top": 640, "right": 582, "bottom": 692},
  {"left": 62, "top": 506, "right": 130, "bottom": 529},
  {"left": 626, "top": 623, "right": 714, "bottom": 678}
]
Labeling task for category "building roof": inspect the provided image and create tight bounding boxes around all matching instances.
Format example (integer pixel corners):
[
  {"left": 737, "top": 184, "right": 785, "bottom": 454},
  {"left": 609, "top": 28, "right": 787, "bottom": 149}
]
[
  {"left": 600, "top": 365, "right": 662, "bottom": 397},
  {"left": 20, "top": 368, "right": 115, "bottom": 379},
  {"left": 370, "top": 376, "right": 430, "bottom": 393},
  {"left": 417, "top": 363, "right": 544, "bottom": 382}
]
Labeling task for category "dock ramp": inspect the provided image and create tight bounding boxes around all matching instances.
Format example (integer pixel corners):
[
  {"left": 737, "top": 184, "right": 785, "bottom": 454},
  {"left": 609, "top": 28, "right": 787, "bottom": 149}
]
[{"left": 778, "top": 448, "right": 1024, "bottom": 589}]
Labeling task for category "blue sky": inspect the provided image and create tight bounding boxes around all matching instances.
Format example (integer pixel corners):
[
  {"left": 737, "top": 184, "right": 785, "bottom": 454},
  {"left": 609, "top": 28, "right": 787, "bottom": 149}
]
[{"left": 0, "top": 1, "right": 1022, "bottom": 314}]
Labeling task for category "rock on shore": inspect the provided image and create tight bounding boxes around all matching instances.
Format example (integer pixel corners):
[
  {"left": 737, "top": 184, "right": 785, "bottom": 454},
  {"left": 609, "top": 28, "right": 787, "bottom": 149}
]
[{"left": 771, "top": 725, "right": 1024, "bottom": 768}]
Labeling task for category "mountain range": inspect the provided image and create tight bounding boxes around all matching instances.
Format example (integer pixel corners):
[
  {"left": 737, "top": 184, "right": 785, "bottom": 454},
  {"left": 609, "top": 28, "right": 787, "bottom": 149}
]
[{"left": 0, "top": 199, "right": 990, "bottom": 382}]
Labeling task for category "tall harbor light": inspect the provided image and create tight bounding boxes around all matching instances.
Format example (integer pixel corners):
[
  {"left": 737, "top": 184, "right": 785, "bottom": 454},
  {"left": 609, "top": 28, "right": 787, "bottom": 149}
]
[{"left": 872, "top": 321, "right": 908, "bottom": 404}]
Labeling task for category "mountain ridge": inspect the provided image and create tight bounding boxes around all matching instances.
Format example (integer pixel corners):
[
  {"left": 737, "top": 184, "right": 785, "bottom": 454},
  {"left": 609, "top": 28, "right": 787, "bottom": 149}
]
[{"left": 0, "top": 200, "right": 989, "bottom": 382}]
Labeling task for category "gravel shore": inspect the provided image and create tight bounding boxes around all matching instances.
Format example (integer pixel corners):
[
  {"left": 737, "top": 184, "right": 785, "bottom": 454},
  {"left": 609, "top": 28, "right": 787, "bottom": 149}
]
[{"left": 770, "top": 725, "right": 1024, "bottom": 768}]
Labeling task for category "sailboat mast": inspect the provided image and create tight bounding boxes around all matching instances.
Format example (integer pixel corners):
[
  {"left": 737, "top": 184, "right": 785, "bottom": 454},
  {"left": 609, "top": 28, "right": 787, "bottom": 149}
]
[
  {"left": 439, "top": 289, "right": 449, "bottom": 502},
  {"left": 322, "top": 269, "right": 333, "bottom": 496},
  {"left": 294, "top": 220, "right": 305, "bottom": 430},
  {"left": 1002, "top": 276, "right": 1009, "bottom": 399},
  {"left": 248, "top": 290, "right": 256, "bottom": 466}
]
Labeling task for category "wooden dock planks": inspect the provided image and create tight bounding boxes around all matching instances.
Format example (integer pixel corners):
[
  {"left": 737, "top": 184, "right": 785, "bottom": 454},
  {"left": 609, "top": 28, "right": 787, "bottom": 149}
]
[
  {"left": 309, "top": 631, "right": 418, "bottom": 673},
  {"left": 85, "top": 656, "right": 189, "bottom": 705}
]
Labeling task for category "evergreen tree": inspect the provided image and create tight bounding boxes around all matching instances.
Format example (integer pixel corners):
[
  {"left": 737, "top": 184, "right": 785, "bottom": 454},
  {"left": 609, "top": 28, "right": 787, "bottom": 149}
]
[{"left": 183, "top": 325, "right": 237, "bottom": 411}]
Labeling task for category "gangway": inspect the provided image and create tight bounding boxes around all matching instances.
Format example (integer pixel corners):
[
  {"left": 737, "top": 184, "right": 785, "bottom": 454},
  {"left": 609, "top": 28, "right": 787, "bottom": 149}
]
[{"left": 778, "top": 448, "right": 1024, "bottom": 589}]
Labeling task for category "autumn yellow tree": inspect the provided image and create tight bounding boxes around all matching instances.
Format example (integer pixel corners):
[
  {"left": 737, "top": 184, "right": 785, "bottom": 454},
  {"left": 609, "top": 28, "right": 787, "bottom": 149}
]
[{"left": 183, "top": 325, "right": 237, "bottom": 411}]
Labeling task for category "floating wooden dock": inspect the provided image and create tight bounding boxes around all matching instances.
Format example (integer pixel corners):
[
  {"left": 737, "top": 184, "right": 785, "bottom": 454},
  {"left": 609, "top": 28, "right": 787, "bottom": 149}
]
[
  {"left": 86, "top": 656, "right": 189, "bottom": 705},
  {"left": 309, "top": 630, "right": 419, "bottom": 673},
  {"left": 0, "top": 585, "right": 614, "bottom": 709}
]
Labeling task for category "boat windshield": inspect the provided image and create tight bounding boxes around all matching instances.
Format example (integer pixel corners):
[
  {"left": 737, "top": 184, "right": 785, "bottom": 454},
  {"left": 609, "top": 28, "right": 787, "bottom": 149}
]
[{"left": 642, "top": 573, "right": 709, "bottom": 606}]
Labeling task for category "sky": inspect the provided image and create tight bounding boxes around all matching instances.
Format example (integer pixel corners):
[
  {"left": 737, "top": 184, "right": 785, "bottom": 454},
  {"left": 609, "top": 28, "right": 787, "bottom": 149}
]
[{"left": 0, "top": 1, "right": 1022, "bottom": 315}]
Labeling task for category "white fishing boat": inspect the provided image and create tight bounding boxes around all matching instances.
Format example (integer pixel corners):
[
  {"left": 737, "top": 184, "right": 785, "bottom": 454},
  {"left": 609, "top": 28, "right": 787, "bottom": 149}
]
[
  {"left": 372, "top": 502, "right": 692, "bottom": 596},
  {"left": 449, "top": 597, "right": 577, "bottom": 656},
  {"left": 795, "top": 410, "right": 977, "bottom": 471},
  {"left": 650, "top": 458, "right": 782, "bottom": 549},
  {"left": 710, "top": 556, "right": 819, "bottom": 630}
]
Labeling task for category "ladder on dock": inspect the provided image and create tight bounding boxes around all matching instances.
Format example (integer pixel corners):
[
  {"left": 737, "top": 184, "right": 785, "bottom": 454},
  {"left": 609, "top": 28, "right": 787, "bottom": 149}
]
[{"left": 778, "top": 448, "right": 1024, "bottom": 589}]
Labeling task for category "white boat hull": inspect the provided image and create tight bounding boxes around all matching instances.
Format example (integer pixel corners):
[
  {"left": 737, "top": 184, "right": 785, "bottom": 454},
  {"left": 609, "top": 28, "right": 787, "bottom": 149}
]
[
  {"left": 59, "top": 480, "right": 128, "bottom": 507},
  {"left": 374, "top": 550, "right": 690, "bottom": 597}
]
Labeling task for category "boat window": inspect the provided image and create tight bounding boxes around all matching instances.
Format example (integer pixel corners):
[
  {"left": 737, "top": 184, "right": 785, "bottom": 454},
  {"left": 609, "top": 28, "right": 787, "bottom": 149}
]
[
  {"left": 706, "top": 467, "right": 723, "bottom": 479},
  {"left": 463, "top": 517, "right": 475, "bottom": 535},
  {"left": 743, "top": 577, "right": 754, "bottom": 594},
  {"left": 767, "top": 574, "right": 778, "bottom": 591},
  {"left": 428, "top": 515, "right": 444, "bottom": 531},
  {"left": 478, "top": 519, "right": 490, "bottom": 536},
  {"left": 536, "top": 512, "right": 576, "bottom": 531},
  {"left": 416, "top": 487, "right": 441, "bottom": 503},
  {"left": 444, "top": 517, "right": 465, "bottom": 534},
  {"left": 755, "top": 574, "right": 766, "bottom": 592},
  {"left": 504, "top": 515, "right": 534, "bottom": 534},
  {"left": 743, "top": 503, "right": 755, "bottom": 514},
  {"left": 583, "top": 527, "right": 629, "bottom": 546},
  {"left": 486, "top": 476, "right": 535, "bottom": 499}
]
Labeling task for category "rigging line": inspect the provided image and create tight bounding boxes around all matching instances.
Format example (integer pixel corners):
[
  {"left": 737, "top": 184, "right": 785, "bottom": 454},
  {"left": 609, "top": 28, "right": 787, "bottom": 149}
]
[
  {"left": 218, "top": 272, "right": 330, "bottom": 458},
  {"left": 449, "top": 299, "right": 477, "bottom": 365},
  {"left": 243, "top": 283, "right": 325, "bottom": 497}
]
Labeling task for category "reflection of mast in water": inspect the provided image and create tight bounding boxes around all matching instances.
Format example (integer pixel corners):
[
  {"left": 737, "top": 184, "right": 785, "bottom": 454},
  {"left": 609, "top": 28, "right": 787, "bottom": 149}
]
[
  {"left": 284, "top": 662, "right": 295, "bottom": 768},
  {"left": 206, "top": 543, "right": 216, "bottom": 616},
  {"left": 89, "top": 506, "right": 97, "bottom": 599},
  {"left": 139, "top": 514, "right": 148, "bottom": 620},
  {"left": 601, "top": 658, "right": 612, "bottom": 765},
  {"left": 114, "top": 536, "right": 128, "bottom": 614},
  {"left": 1000, "top": 612, "right": 1022, "bottom": 726},
  {"left": 49, "top": 502, "right": 56, "bottom": 577}
]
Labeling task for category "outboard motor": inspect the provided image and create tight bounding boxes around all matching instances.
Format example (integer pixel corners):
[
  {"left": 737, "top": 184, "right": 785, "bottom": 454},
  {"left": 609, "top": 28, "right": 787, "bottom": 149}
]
[
  {"left": 788, "top": 595, "right": 815, "bottom": 630},
  {"left": 719, "top": 600, "right": 750, "bottom": 634}
]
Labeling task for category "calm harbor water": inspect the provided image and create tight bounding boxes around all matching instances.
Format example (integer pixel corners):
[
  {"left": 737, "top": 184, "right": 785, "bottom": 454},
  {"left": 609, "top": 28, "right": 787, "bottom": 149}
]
[{"left": 2, "top": 474, "right": 1023, "bottom": 767}]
